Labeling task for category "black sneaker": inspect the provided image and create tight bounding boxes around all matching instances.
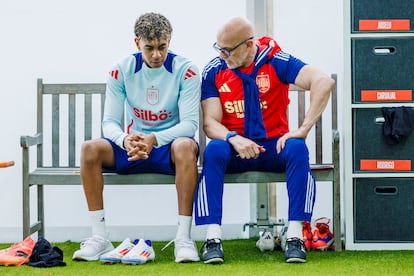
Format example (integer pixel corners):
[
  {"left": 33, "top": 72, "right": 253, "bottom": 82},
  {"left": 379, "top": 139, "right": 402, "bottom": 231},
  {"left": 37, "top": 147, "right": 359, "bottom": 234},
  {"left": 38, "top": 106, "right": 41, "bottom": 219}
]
[
  {"left": 285, "top": 237, "right": 306, "bottom": 263},
  {"left": 201, "top": 238, "right": 224, "bottom": 264}
]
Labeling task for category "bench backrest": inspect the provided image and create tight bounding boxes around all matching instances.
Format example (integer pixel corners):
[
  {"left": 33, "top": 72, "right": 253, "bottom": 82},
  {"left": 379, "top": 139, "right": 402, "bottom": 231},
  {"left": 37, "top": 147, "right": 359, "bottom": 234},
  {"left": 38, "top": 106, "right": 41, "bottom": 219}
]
[
  {"left": 36, "top": 80, "right": 106, "bottom": 168},
  {"left": 36, "top": 74, "right": 337, "bottom": 168}
]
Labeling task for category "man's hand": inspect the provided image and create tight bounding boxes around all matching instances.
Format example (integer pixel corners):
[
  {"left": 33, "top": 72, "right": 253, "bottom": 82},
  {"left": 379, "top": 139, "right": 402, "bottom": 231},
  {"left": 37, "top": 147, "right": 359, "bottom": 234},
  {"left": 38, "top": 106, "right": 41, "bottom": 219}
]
[
  {"left": 123, "top": 132, "right": 157, "bottom": 161},
  {"left": 228, "top": 135, "right": 265, "bottom": 159},
  {"left": 276, "top": 128, "right": 308, "bottom": 154}
]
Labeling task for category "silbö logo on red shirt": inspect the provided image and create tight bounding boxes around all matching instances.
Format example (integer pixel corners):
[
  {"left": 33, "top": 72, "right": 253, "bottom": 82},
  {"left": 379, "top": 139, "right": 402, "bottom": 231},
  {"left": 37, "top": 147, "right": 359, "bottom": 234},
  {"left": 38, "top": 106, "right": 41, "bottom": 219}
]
[
  {"left": 133, "top": 108, "right": 172, "bottom": 121},
  {"left": 224, "top": 100, "right": 268, "bottom": 118}
]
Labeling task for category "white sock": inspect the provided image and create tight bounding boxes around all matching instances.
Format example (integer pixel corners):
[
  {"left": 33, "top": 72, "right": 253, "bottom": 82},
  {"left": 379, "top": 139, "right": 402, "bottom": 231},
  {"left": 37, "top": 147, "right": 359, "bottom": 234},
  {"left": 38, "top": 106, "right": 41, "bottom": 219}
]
[
  {"left": 286, "top": 220, "right": 303, "bottom": 239},
  {"left": 176, "top": 215, "right": 192, "bottom": 240},
  {"left": 206, "top": 224, "right": 222, "bottom": 240},
  {"left": 89, "top": 209, "right": 108, "bottom": 239}
]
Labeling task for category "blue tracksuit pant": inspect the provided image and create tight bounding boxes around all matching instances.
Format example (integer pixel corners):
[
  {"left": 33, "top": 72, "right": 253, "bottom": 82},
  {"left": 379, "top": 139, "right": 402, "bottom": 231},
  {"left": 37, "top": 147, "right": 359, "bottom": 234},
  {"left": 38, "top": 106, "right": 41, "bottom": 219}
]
[{"left": 195, "top": 137, "right": 315, "bottom": 225}]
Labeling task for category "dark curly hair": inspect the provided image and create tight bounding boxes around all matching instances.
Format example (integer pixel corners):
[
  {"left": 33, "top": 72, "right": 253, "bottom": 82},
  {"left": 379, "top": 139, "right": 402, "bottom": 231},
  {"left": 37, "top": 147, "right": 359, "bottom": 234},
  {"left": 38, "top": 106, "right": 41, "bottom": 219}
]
[{"left": 134, "top": 12, "right": 173, "bottom": 41}]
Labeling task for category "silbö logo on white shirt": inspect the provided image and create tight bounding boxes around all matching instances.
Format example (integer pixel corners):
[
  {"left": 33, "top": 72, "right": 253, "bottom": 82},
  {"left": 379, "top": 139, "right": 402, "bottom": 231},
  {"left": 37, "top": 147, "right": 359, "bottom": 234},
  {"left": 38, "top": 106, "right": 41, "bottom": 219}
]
[{"left": 133, "top": 108, "right": 172, "bottom": 121}]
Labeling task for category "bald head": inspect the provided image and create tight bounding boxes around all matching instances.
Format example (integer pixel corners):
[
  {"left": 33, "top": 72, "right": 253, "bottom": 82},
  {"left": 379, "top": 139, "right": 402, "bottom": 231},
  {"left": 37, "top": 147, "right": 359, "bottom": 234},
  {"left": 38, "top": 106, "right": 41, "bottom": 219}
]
[{"left": 217, "top": 17, "right": 254, "bottom": 45}]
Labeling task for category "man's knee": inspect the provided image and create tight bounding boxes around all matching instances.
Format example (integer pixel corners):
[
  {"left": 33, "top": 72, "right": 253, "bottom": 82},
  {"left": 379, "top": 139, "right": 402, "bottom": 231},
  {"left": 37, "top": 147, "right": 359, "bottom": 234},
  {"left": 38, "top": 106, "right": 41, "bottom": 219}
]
[
  {"left": 171, "top": 137, "right": 198, "bottom": 163},
  {"left": 81, "top": 139, "right": 110, "bottom": 165},
  {"left": 285, "top": 139, "right": 309, "bottom": 157},
  {"left": 204, "top": 139, "right": 230, "bottom": 163},
  {"left": 81, "top": 140, "right": 97, "bottom": 159}
]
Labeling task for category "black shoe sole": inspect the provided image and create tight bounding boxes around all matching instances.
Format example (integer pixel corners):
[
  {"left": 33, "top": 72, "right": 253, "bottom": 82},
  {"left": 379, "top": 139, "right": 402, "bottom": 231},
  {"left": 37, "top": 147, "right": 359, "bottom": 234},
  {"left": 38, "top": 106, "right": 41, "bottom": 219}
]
[
  {"left": 286, "top": 257, "right": 306, "bottom": 263},
  {"left": 203, "top": 257, "right": 224, "bottom": 264}
]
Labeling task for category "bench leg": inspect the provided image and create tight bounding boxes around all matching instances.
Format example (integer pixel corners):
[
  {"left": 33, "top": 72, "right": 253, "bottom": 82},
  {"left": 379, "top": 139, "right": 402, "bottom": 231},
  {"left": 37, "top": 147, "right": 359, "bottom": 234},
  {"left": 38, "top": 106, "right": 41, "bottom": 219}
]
[
  {"left": 22, "top": 179, "right": 30, "bottom": 239},
  {"left": 246, "top": 183, "right": 273, "bottom": 237},
  {"left": 332, "top": 130, "right": 342, "bottom": 251},
  {"left": 38, "top": 185, "right": 45, "bottom": 237},
  {"left": 333, "top": 177, "right": 342, "bottom": 251},
  {"left": 256, "top": 183, "right": 269, "bottom": 226}
]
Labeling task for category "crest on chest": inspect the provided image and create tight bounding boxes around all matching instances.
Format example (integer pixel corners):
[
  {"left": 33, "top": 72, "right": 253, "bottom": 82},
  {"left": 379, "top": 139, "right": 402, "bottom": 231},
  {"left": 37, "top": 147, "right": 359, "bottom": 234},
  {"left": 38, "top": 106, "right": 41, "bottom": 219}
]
[
  {"left": 256, "top": 73, "right": 270, "bottom": 93},
  {"left": 146, "top": 87, "right": 159, "bottom": 105}
]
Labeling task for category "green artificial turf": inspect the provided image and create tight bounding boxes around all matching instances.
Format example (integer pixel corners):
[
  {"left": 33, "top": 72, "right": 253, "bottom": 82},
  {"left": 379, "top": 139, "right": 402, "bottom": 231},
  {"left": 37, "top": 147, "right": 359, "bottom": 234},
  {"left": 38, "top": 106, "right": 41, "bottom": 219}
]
[{"left": 1, "top": 239, "right": 414, "bottom": 275}]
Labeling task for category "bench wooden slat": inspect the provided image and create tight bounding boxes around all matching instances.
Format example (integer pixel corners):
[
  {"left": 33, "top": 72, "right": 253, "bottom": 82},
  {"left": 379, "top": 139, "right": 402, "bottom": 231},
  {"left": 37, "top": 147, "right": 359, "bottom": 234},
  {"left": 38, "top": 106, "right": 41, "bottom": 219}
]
[
  {"left": 69, "top": 94, "right": 76, "bottom": 167},
  {"left": 297, "top": 90, "right": 306, "bottom": 127},
  {"left": 100, "top": 93, "right": 106, "bottom": 137},
  {"left": 43, "top": 83, "right": 106, "bottom": 95},
  {"left": 332, "top": 74, "right": 338, "bottom": 130},
  {"left": 52, "top": 94, "right": 59, "bottom": 168},
  {"left": 85, "top": 94, "right": 93, "bottom": 141},
  {"left": 37, "top": 79, "right": 43, "bottom": 168},
  {"left": 315, "top": 118, "right": 323, "bottom": 164}
]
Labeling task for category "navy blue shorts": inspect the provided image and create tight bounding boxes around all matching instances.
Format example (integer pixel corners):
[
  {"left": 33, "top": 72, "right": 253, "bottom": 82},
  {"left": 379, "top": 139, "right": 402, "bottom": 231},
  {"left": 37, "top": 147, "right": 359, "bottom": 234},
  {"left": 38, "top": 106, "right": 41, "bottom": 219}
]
[
  {"left": 104, "top": 138, "right": 176, "bottom": 175},
  {"left": 104, "top": 138, "right": 199, "bottom": 175}
]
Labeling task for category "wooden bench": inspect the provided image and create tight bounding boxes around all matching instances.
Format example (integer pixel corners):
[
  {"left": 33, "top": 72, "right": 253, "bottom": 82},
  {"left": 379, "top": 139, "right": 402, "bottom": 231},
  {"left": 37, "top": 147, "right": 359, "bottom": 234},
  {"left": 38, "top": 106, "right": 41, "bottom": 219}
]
[{"left": 20, "top": 74, "right": 340, "bottom": 251}]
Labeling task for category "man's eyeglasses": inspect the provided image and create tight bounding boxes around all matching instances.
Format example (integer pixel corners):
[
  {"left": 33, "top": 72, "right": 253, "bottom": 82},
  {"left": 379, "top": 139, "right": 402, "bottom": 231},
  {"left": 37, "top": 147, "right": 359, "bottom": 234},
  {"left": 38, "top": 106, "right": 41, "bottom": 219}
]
[{"left": 213, "top": 36, "right": 254, "bottom": 57}]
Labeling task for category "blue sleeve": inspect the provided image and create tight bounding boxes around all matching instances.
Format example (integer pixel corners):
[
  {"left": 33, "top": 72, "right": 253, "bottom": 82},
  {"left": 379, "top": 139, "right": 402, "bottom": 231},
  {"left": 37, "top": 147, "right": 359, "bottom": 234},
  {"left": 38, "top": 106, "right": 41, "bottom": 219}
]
[
  {"left": 270, "top": 51, "right": 307, "bottom": 84},
  {"left": 201, "top": 57, "right": 222, "bottom": 101}
]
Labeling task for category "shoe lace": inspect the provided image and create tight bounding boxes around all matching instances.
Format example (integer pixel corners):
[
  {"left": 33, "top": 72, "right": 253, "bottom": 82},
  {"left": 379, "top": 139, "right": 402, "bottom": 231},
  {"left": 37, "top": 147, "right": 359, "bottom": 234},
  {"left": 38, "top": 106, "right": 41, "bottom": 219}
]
[
  {"left": 315, "top": 217, "right": 331, "bottom": 234},
  {"left": 201, "top": 238, "right": 221, "bottom": 253},
  {"left": 287, "top": 237, "right": 305, "bottom": 250},
  {"left": 161, "top": 239, "right": 175, "bottom": 251},
  {"left": 161, "top": 238, "right": 195, "bottom": 252}
]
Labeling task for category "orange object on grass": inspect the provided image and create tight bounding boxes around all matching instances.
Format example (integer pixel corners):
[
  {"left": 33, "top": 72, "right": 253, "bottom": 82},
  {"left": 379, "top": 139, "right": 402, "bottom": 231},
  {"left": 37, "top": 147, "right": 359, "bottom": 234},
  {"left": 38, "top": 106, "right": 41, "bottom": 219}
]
[
  {"left": 0, "top": 236, "right": 36, "bottom": 266},
  {"left": 302, "top": 221, "right": 313, "bottom": 251},
  {"left": 311, "top": 217, "right": 335, "bottom": 250}
]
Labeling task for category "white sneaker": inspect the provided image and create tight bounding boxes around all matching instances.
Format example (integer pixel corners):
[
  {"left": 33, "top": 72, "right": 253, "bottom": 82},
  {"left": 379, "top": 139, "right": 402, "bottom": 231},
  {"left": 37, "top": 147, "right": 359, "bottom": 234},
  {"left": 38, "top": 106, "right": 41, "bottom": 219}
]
[
  {"left": 174, "top": 238, "right": 200, "bottom": 263},
  {"left": 256, "top": 231, "right": 275, "bottom": 252},
  {"left": 100, "top": 238, "right": 137, "bottom": 264},
  {"left": 72, "top": 235, "right": 114, "bottom": 261},
  {"left": 279, "top": 226, "right": 288, "bottom": 251},
  {"left": 121, "top": 239, "right": 155, "bottom": 265}
]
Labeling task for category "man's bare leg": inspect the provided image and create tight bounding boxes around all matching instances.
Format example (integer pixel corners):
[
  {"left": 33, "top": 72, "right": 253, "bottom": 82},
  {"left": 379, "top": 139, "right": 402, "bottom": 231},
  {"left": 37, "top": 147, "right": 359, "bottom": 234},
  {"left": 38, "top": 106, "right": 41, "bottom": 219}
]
[
  {"left": 73, "top": 138, "right": 116, "bottom": 261},
  {"left": 170, "top": 137, "right": 200, "bottom": 262}
]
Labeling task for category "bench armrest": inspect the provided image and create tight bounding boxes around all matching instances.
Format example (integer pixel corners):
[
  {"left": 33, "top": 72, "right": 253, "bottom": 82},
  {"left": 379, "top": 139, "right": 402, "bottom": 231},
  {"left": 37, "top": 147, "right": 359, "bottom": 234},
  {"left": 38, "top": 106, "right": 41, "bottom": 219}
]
[
  {"left": 332, "top": 129, "right": 340, "bottom": 167},
  {"left": 20, "top": 133, "right": 43, "bottom": 148},
  {"left": 332, "top": 129, "right": 340, "bottom": 144}
]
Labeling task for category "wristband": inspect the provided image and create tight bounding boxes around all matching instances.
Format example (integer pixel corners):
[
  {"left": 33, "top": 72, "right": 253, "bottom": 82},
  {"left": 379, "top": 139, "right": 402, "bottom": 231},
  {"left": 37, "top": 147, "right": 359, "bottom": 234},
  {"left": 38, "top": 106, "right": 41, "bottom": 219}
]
[{"left": 225, "top": 131, "right": 238, "bottom": 142}]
